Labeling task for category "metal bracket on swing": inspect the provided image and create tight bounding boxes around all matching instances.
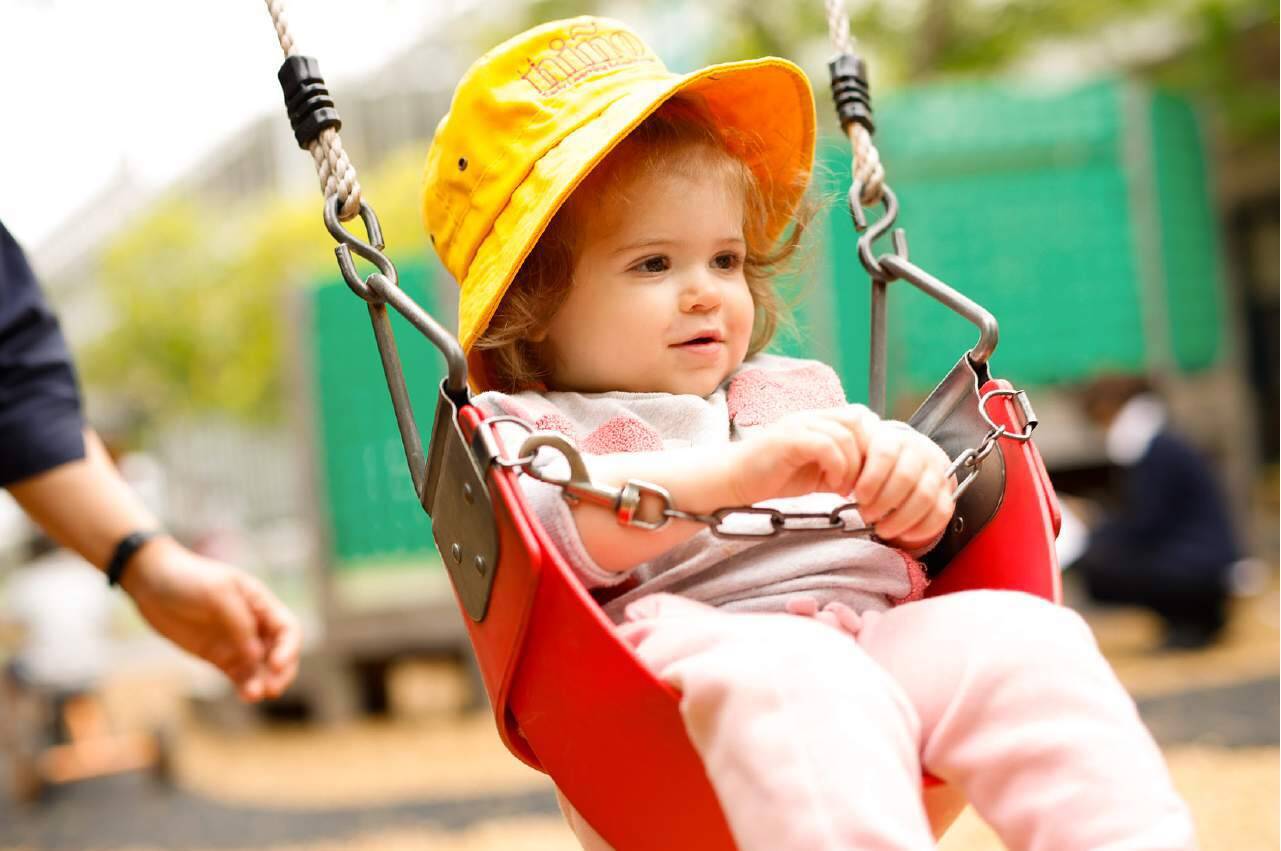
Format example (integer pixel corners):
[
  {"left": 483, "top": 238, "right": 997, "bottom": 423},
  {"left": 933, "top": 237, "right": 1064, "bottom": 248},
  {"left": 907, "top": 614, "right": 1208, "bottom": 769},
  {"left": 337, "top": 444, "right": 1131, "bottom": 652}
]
[
  {"left": 847, "top": 186, "right": 1012, "bottom": 574},
  {"left": 323, "top": 196, "right": 501, "bottom": 622}
]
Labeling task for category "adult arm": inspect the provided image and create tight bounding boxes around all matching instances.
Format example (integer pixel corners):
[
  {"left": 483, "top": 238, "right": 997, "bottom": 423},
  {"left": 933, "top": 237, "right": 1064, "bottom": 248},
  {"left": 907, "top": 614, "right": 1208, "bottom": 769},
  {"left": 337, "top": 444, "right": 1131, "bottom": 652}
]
[
  {"left": 8, "top": 429, "right": 301, "bottom": 703},
  {"left": 0, "top": 222, "right": 298, "bottom": 700}
]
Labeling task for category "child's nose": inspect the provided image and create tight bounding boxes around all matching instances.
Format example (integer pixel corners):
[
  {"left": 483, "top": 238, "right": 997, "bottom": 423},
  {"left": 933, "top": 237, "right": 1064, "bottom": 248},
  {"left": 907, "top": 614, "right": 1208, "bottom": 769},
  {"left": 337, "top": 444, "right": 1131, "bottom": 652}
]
[{"left": 679, "top": 270, "right": 723, "bottom": 313}]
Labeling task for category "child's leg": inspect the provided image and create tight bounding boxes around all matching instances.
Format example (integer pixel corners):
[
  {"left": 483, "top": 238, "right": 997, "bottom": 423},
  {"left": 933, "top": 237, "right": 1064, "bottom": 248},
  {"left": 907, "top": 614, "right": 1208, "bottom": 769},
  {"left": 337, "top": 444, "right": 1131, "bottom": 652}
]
[
  {"left": 853, "top": 590, "right": 1196, "bottom": 851},
  {"left": 620, "top": 593, "right": 936, "bottom": 851}
]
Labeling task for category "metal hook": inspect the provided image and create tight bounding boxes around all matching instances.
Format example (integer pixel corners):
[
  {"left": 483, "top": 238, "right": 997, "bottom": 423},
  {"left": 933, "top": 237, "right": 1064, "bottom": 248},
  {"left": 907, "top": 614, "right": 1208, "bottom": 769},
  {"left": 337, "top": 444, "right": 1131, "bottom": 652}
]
[
  {"left": 323, "top": 195, "right": 398, "bottom": 302},
  {"left": 517, "top": 432, "right": 592, "bottom": 487},
  {"left": 322, "top": 192, "right": 469, "bottom": 397},
  {"left": 851, "top": 184, "right": 902, "bottom": 281}
]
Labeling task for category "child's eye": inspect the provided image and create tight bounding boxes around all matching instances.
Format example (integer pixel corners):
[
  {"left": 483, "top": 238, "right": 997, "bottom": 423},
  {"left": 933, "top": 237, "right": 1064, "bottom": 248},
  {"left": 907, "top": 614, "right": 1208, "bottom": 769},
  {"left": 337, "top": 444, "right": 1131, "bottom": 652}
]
[
  {"left": 631, "top": 255, "right": 670, "bottom": 274},
  {"left": 712, "top": 252, "right": 743, "bottom": 271}
]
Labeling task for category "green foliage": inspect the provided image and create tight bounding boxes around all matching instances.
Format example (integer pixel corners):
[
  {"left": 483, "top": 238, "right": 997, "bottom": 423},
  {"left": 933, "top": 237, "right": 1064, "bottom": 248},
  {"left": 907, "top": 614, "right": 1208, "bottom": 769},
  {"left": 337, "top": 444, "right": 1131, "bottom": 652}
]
[
  {"left": 1147, "top": 0, "right": 1278, "bottom": 144},
  {"left": 492, "top": 0, "right": 1275, "bottom": 142},
  {"left": 83, "top": 148, "right": 432, "bottom": 428}
]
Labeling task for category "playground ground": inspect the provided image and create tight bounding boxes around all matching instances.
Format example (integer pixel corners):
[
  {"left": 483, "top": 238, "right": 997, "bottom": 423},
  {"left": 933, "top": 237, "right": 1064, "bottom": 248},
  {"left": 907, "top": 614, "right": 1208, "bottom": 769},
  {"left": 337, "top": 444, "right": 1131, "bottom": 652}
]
[{"left": 1, "top": 577, "right": 1277, "bottom": 851}]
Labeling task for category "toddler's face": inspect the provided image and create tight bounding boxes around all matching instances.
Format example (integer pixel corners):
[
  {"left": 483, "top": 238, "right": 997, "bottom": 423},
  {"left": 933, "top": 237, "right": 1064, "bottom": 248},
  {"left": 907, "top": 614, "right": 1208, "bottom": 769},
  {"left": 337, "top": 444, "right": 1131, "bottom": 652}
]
[{"left": 535, "top": 168, "right": 755, "bottom": 396}]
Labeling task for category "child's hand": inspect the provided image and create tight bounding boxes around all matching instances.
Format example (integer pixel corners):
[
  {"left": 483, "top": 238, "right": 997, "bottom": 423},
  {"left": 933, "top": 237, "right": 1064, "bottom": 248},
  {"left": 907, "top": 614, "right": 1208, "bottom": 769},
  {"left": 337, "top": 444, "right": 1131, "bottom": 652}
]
[
  {"left": 852, "top": 418, "right": 956, "bottom": 551},
  {"left": 727, "top": 406, "right": 955, "bottom": 550},
  {"left": 726, "top": 406, "right": 872, "bottom": 506}
]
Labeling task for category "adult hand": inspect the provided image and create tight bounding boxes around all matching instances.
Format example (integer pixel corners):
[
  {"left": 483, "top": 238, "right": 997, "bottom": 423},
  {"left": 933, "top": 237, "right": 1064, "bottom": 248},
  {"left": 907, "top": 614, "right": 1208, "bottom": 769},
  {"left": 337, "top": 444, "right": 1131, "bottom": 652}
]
[{"left": 119, "top": 537, "right": 301, "bottom": 702}]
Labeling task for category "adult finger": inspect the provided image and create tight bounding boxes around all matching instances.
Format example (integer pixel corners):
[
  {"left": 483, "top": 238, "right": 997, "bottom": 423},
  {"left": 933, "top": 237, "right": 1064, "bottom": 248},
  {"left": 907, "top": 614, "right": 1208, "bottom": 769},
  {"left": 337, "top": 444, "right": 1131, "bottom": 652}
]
[
  {"left": 211, "top": 576, "right": 265, "bottom": 682},
  {"left": 236, "top": 573, "right": 302, "bottom": 698}
]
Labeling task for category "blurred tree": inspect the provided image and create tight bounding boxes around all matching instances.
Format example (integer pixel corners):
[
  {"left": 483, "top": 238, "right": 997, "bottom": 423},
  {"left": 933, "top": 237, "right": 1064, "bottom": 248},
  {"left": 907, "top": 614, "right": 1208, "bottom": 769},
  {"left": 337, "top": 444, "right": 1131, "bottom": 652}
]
[
  {"left": 82, "top": 147, "right": 430, "bottom": 430},
  {"left": 491, "top": 0, "right": 1275, "bottom": 143}
]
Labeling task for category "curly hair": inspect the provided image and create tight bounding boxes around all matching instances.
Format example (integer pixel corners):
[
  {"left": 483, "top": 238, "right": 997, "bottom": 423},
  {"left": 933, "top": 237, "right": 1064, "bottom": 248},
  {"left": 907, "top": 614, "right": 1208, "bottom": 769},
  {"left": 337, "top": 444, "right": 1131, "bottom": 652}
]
[{"left": 473, "top": 93, "right": 811, "bottom": 393}]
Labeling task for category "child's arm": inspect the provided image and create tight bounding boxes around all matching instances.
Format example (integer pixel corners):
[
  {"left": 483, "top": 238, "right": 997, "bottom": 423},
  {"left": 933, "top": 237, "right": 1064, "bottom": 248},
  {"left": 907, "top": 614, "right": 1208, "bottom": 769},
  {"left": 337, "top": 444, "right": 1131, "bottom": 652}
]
[{"left": 569, "top": 406, "right": 955, "bottom": 573}]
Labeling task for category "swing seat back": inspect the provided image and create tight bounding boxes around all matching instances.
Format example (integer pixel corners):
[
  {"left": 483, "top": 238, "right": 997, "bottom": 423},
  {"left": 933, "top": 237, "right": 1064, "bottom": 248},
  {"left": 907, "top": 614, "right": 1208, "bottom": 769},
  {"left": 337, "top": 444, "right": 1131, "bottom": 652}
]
[{"left": 450, "top": 375, "right": 1061, "bottom": 850}]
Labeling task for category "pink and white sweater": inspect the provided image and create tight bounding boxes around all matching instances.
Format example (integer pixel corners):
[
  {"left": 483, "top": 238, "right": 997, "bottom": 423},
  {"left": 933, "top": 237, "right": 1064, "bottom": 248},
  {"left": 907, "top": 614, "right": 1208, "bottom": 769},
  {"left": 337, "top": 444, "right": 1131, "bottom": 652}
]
[{"left": 475, "top": 353, "right": 931, "bottom": 624}]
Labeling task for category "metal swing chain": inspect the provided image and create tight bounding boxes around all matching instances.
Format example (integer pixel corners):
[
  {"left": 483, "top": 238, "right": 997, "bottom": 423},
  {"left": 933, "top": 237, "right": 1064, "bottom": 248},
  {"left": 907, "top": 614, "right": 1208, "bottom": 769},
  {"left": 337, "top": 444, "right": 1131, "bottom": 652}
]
[{"left": 483, "top": 386, "right": 1036, "bottom": 541}]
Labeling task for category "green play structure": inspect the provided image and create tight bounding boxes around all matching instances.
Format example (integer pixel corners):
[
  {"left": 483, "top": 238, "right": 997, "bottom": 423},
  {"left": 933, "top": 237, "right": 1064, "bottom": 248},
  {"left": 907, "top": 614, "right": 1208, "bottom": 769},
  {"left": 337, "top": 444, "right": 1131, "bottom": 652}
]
[{"left": 816, "top": 78, "right": 1227, "bottom": 409}]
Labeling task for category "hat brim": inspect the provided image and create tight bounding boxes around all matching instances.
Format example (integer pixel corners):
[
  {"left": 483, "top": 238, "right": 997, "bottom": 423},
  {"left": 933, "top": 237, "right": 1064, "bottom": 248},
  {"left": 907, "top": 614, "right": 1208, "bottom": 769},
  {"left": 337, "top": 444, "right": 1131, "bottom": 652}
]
[{"left": 457, "top": 57, "right": 816, "bottom": 390}]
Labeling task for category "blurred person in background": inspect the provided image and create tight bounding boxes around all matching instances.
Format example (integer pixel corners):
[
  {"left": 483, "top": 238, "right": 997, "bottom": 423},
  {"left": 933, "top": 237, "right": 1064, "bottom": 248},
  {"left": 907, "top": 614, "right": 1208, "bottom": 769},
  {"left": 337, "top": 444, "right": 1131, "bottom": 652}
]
[
  {"left": 0, "top": 218, "right": 300, "bottom": 702},
  {"left": 1067, "top": 373, "right": 1241, "bottom": 650}
]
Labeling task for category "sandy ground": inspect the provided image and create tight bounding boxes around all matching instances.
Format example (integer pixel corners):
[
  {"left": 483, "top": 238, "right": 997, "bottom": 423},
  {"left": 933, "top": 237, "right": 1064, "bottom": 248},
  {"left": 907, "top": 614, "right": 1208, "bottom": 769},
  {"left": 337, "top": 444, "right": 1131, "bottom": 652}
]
[{"left": 3, "top": 582, "right": 1276, "bottom": 850}]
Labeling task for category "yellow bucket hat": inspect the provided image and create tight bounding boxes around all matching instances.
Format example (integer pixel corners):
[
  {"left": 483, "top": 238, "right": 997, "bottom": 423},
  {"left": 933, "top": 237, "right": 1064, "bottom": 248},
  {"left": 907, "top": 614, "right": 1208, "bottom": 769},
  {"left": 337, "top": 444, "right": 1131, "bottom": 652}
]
[{"left": 422, "top": 16, "right": 816, "bottom": 389}]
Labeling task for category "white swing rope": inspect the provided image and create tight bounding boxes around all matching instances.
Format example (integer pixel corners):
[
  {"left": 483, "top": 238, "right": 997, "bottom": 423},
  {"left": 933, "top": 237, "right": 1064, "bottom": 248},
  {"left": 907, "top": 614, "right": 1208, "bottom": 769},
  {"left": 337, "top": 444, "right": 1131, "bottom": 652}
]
[
  {"left": 264, "top": 0, "right": 363, "bottom": 221},
  {"left": 824, "top": 0, "right": 885, "bottom": 208},
  {"left": 265, "top": 0, "right": 872, "bottom": 221}
]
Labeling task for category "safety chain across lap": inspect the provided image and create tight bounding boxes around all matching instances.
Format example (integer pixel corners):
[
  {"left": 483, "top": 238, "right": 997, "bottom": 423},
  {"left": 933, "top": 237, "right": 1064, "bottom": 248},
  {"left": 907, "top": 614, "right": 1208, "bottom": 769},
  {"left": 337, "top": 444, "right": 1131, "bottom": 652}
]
[
  {"left": 484, "top": 388, "right": 1036, "bottom": 540},
  {"left": 263, "top": 0, "right": 362, "bottom": 221}
]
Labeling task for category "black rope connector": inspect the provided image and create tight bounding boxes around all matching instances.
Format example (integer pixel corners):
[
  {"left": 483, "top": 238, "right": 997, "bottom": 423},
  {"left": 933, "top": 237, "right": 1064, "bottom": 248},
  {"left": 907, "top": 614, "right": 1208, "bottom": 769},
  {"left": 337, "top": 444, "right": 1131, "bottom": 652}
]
[
  {"left": 278, "top": 55, "right": 342, "bottom": 149},
  {"left": 828, "top": 53, "right": 875, "bottom": 135}
]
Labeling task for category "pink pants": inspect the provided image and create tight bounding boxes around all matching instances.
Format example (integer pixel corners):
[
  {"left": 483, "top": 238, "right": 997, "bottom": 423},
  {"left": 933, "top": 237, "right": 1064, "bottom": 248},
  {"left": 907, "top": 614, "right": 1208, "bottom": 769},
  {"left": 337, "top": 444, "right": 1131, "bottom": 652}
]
[{"left": 560, "top": 590, "right": 1195, "bottom": 851}]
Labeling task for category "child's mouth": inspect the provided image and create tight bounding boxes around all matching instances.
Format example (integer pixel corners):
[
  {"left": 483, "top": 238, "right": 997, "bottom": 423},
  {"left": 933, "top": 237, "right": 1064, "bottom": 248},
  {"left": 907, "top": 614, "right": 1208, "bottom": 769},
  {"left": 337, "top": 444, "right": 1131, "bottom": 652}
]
[{"left": 673, "top": 335, "right": 724, "bottom": 355}]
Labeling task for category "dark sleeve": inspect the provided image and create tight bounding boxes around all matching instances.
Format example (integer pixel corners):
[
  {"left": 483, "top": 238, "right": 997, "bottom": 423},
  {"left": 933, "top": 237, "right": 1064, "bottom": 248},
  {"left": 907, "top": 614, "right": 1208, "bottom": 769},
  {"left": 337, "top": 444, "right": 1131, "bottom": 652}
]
[
  {"left": 1089, "top": 451, "right": 1172, "bottom": 553},
  {"left": 1087, "top": 432, "right": 1240, "bottom": 569},
  {"left": 0, "top": 220, "right": 86, "bottom": 486}
]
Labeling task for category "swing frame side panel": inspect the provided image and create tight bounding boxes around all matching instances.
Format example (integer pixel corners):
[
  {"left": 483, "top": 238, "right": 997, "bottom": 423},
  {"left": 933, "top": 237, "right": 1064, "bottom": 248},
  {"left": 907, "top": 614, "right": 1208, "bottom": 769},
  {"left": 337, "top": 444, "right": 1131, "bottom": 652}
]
[{"left": 454, "top": 406, "right": 543, "bottom": 768}]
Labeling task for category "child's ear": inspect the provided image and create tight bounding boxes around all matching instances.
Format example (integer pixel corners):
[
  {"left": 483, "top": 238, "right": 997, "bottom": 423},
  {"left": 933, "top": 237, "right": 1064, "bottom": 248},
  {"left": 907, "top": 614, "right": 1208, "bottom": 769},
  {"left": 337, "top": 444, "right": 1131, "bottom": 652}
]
[{"left": 528, "top": 325, "right": 549, "bottom": 343}]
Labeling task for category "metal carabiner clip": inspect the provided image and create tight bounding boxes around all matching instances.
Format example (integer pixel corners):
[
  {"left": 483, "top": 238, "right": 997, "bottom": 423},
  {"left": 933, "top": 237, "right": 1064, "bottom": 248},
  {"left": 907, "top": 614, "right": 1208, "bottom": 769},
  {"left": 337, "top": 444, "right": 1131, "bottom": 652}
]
[
  {"left": 517, "top": 432, "right": 674, "bottom": 530},
  {"left": 322, "top": 194, "right": 399, "bottom": 302},
  {"left": 849, "top": 183, "right": 906, "bottom": 281}
]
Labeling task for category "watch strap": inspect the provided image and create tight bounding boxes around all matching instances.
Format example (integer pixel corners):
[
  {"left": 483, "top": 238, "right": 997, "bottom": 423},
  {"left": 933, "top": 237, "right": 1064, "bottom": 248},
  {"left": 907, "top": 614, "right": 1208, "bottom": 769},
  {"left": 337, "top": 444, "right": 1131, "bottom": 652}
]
[{"left": 106, "top": 530, "right": 161, "bottom": 587}]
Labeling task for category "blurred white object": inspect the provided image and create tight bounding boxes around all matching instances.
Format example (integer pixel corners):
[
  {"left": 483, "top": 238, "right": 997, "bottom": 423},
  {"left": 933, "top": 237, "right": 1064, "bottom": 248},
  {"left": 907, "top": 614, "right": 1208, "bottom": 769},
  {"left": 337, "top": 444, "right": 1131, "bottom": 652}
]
[
  {"left": 1055, "top": 497, "right": 1090, "bottom": 570},
  {"left": 4, "top": 550, "right": 110, "bottom": 690},
  {"left": 0, "top": 492, "right": 34, "bottom": 560},
  {"left": 1228, "top": 557, "right": 1270, "bottom": 597},
  {"left": 1105, "top": 394, "right": 1165, "bottom": 466}
]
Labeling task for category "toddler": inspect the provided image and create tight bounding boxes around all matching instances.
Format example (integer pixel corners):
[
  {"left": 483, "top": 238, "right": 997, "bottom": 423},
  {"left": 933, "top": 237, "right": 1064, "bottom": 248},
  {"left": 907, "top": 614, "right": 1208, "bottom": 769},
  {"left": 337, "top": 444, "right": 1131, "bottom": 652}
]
[{"left": 423, "top": 17, "right": 1195, "bottom": 850}]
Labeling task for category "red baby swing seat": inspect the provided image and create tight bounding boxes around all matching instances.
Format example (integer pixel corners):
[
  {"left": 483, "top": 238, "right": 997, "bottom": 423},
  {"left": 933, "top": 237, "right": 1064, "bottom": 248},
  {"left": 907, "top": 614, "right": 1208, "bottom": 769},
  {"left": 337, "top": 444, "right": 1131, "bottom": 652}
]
[{"left": 448, "top": 370, "right": 1061, "bottom": 850}]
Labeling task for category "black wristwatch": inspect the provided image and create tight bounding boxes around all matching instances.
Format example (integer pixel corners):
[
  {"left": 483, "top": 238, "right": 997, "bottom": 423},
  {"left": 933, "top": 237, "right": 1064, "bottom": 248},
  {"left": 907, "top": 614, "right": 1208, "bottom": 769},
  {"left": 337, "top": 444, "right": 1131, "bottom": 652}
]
[{"left": 106, "top": 530, "right": 163, "bottom": 587}]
